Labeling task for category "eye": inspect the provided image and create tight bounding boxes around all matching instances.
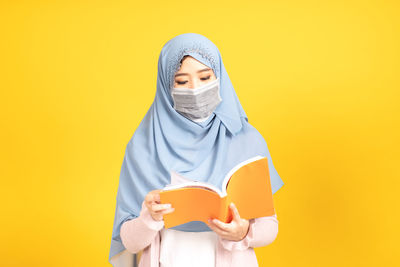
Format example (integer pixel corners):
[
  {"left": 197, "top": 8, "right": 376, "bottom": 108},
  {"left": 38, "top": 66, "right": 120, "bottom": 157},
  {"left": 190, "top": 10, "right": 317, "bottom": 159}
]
[
  {"left": 176, "top": 80, "right": 188, "bottom": 85},
  {"left": 200, "top": 75, "right": 211, "bottom": 81}
]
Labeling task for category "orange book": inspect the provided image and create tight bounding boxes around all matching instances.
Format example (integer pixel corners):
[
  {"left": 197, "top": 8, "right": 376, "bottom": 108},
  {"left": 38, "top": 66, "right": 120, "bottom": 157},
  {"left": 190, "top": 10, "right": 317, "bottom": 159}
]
[{"left": 159, "top": 155, "right": 275, "bottom": 229}]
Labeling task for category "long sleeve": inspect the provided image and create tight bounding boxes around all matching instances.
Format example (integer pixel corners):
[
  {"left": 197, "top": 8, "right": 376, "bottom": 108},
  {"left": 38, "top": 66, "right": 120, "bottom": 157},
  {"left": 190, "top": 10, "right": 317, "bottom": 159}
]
[
  {"left": 120, "top": 201, "right": 164, "bottom": 254},
  {"left": 218, "top": 214, "right": 279, "bottom": 251}
]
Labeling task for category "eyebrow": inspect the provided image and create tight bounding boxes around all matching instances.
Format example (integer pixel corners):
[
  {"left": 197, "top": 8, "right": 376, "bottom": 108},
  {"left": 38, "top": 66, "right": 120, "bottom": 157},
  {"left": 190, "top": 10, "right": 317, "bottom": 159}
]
[{"left": 174, "top": 68, "right": 212, "bottom": 77}]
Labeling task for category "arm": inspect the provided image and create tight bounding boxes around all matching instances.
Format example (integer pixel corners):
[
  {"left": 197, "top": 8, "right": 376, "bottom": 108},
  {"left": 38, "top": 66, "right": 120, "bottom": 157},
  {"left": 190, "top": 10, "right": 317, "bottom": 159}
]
[
  {"left": 120, "top": 201, "right": 164, "bottom": 254},
  {"left": 218, "top": 214, "right": 279, "bottom": 251}
]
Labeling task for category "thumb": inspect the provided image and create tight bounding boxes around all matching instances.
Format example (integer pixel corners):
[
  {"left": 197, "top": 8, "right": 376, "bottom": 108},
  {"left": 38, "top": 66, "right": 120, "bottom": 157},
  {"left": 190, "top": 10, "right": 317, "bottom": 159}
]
[{"left": 230, "top": 202, "right": 241, "bottom": 222}]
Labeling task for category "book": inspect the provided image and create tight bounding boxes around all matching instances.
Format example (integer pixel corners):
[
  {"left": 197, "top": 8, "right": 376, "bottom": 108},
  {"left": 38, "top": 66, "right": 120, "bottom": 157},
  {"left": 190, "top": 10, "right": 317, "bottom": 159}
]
[{"left": 159, "top": 155, "right": 275, "bottom": 229}]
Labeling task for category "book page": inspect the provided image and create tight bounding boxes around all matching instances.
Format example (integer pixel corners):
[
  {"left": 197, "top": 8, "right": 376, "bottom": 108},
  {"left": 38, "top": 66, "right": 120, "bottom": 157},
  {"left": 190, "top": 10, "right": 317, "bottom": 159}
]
[
  {"left": 163, "top": 171, "right": 223, "bottom": 196},
  {"left": 160, "top": 187, "right": 224, "bottom": 228},
  {"left": 221, "top": 155, "right": 264, "bottom": 195},
  {"left": 225, "top": 157, "right": 275, "bottom": 221}
]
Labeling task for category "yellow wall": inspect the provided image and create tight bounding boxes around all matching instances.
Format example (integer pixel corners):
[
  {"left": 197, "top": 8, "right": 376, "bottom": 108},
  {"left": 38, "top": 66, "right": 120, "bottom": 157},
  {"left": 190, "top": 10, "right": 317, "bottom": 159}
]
[{"left": 1, "top": 0, "right": 398, "bottom": 266}]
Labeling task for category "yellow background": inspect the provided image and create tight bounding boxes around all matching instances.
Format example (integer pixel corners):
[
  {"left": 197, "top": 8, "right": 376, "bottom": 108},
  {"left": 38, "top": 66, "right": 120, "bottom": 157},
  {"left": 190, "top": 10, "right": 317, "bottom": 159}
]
[{"left": 1, "top": 0, "right": 399, "bottom": 266}]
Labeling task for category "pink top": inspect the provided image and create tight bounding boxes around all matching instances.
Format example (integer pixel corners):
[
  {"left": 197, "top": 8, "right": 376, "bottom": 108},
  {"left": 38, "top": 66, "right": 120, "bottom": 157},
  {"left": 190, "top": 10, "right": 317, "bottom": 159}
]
[{"left": 119, "top": 201, "right": 279, "bottom": 267}]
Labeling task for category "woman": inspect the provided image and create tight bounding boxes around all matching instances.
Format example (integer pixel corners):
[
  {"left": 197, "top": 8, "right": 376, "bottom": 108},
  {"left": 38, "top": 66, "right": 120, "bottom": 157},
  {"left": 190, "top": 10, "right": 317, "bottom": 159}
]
[{"left": 109, "top": 33, "right": 284, "bottom": 267}]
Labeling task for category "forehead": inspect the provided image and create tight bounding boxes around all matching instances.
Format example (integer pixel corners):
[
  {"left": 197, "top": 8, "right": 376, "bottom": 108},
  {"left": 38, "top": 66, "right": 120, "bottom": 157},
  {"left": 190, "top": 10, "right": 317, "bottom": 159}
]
[{"left": 176, "top": 56, "right": 213, "bottom": 72}]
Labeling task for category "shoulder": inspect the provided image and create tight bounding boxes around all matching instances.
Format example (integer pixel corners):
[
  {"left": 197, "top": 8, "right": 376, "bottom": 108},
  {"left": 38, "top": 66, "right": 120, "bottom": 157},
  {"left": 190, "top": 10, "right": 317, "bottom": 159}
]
[
  {"left": 239, "top": 118, "right": 267, "bottom": 146},
  {"left": 226, "top": 118, "right": 269, "bottom": 157}
]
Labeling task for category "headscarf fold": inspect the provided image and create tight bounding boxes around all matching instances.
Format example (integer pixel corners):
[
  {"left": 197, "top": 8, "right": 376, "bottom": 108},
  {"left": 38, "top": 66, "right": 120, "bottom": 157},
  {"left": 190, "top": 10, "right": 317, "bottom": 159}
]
[{"left": 109, "top": 33, "right": 284, "bottom": 263}]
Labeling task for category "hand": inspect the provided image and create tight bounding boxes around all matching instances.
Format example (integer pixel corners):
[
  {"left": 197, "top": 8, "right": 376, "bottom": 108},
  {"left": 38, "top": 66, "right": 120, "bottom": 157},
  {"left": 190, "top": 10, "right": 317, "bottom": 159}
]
[
  {"left": 144, "top": 189, "right": 175, "bottom": 221},
  {"left": 207, "top": 202, "right": 250, "bottom": 241}
]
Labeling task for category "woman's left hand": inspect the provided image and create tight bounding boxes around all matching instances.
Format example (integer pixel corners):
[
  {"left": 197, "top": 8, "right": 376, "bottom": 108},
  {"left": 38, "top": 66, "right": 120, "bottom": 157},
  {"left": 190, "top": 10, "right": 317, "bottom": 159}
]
[{"left": 207, "top": 202, "right": 250, "bottom": 241}]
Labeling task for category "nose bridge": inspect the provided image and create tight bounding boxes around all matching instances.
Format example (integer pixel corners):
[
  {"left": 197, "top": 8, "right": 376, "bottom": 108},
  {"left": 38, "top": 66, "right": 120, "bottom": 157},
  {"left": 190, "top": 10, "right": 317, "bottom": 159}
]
[{"left": 191, "top": 77, "right": 200, "bottom": 89}]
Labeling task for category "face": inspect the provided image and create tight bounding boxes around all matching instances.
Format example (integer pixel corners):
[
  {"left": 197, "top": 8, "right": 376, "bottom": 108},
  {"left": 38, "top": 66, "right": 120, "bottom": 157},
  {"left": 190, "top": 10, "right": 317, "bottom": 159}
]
[{"left": 173, "top": 55, "right": 217, "bottom": 89}]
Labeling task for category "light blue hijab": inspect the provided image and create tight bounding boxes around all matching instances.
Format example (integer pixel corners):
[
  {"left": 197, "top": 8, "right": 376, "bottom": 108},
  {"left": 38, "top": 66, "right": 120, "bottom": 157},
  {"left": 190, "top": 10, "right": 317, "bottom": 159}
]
[{"left": 109, "top": 33, "right": 284, "bottom": 262}]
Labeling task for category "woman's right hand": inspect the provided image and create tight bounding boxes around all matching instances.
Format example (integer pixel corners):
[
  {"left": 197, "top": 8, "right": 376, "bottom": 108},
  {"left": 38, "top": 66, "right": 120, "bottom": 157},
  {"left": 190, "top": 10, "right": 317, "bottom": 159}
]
[{"left": 144, "top": 189, "right": 175, "bottom": 221}]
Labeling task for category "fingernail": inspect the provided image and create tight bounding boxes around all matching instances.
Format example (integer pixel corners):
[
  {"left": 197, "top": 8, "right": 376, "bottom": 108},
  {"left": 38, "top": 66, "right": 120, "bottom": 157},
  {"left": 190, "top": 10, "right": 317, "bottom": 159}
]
[{"left": 164, "top": 204, "right": 171, "bottom": 208}]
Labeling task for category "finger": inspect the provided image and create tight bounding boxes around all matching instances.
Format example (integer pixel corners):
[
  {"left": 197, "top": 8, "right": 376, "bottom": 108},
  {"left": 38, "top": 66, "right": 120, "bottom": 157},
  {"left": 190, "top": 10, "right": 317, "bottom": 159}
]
[
  {"left": 210, "top": 218, "right": 231, "bottom": 232},
  {"left": 152, "top": 203, "right": 172, "bottom": 212},
  {"left": 144, "top": 193, "right": 153, "bottom": 203},
  {"left": 162, "top": 207, "right": 175, "bottom": 215},
  {"left": 230, "top": 203, "right": 241, "bottom": 222},
  {"left": 144, "top": 200, "right": 152, "bottom": 211},
  {"left": 153, "top": 191, "right": 161, "bottom": 203},
  {"left": 207, "top": 220, "right": 229, "bottom": 236},
  {"left": 145, "top": 193, "right": 157, "bottom": 203},
  {"left": 145, "top": 191, "right": 161, "bottom": 204}
]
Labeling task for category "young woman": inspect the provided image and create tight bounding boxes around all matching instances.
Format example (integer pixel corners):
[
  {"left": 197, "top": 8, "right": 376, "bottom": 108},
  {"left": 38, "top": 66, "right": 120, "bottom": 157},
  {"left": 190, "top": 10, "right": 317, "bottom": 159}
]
[{"left": 109, "top": 33, "right": 284, "bottom": 267}]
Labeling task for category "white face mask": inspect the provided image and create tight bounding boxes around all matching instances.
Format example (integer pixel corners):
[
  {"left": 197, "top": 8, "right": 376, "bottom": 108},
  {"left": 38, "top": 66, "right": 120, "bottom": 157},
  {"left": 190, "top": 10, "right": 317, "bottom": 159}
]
[{"left": 171, "top": 77, "right": 222, "bottom": 122}]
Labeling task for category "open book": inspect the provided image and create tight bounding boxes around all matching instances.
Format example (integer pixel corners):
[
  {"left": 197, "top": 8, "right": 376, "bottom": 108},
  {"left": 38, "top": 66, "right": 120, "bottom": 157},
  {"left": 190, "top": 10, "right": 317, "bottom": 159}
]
[{"left": 159, "top": 155, "right": 275, "bottom": 229}]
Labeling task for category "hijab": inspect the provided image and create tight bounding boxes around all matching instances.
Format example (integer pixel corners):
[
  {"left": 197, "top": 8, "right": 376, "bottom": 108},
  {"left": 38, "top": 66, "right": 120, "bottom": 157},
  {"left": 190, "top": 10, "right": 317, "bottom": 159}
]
[{"left": 109, "top": 33, "right": 284, "bottom": 262}]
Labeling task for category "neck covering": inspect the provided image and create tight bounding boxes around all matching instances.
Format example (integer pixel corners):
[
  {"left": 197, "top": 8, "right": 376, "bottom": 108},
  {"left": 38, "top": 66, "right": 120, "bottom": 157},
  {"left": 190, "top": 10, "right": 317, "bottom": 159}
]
[{"left": 109, "top": 33, "right": 284, "bottom": 263}]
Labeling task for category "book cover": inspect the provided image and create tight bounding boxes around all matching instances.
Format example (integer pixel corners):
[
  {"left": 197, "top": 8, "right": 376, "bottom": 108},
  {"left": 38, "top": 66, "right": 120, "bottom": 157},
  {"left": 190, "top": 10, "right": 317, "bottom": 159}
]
[{"left": 159, "top": 155, "right": 275, "bottom": 229}]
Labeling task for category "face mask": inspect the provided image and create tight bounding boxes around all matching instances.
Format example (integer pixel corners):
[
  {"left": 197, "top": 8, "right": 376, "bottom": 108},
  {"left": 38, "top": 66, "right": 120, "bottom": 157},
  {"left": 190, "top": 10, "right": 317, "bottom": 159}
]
[{"left": 171, "top": 77, "right": 222, "bottom": 123}]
